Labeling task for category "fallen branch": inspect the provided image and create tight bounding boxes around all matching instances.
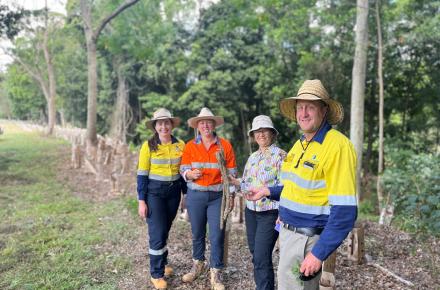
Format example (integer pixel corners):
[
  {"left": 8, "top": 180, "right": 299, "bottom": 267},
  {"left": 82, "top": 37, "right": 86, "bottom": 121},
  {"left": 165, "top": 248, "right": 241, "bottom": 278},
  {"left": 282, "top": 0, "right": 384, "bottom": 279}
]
[{"left": 365, "top": 254, "right": 414, "bottom": 287}]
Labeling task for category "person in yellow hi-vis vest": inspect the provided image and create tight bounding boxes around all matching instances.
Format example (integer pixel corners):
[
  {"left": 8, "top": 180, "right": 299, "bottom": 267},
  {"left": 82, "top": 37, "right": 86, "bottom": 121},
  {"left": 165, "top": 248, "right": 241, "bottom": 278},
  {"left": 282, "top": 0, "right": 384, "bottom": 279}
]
[
  {"left": 248, "top": 80, "right": 357, "bottom": 290},
  {"left": 137, "top": 108, "right": 186, "bottom": 290}
]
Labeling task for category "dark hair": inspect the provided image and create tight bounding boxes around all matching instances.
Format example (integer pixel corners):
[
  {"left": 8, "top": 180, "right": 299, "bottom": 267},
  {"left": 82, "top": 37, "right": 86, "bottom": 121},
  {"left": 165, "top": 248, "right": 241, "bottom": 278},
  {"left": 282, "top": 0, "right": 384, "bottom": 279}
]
[
  {"left": 148, "top": 121, "right": 160, "bottom": 151},
  {"left": 148, "top": 132, "right": 160, "bottom": 152}
]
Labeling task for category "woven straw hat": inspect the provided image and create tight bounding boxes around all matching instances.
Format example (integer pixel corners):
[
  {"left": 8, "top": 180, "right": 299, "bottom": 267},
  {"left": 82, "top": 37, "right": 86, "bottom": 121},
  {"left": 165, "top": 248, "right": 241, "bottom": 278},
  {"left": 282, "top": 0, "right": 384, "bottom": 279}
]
[
  {"left": 248, "top": 115, "right": 279, "bottom": 137},
  {"left": 279, "top": 79, "right": 344, "bottom": 125},
  {"left": 187, "top": 107, "right": 224, "bottom": 129},
  {"left": 146, "top": 108, "right": 181, "bottom": 130}
]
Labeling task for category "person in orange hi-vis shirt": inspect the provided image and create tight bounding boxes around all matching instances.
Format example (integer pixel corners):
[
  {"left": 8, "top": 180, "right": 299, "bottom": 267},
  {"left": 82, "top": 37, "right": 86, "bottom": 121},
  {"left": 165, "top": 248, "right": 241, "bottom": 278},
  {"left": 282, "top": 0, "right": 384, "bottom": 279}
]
[{"left": 180, "top": 107, "right": 237, "bottom": 290}]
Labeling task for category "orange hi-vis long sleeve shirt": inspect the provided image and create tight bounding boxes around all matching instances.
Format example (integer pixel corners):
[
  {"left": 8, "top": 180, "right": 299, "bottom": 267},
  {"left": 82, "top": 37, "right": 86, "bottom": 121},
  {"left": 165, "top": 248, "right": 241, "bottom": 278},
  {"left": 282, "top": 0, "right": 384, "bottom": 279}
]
[{"left": 180, "top": 135, "right": 237, "bottom": 192}]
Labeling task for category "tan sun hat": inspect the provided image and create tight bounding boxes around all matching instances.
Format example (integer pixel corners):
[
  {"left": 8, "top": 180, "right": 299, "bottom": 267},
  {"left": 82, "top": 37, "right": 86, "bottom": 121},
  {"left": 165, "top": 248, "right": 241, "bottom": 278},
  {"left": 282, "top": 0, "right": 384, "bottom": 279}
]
[
  {"left": 187, "top": 107, "right": 224, "bottom": 129},
  {"left": 248, "top": 115, "right": 279, "bottom": 137},
  {"left": 279, "top": 79, "right": 344, "bottom": 125},
  {"left": 146, "top": 108, "right": 181, "bottom": 130}
]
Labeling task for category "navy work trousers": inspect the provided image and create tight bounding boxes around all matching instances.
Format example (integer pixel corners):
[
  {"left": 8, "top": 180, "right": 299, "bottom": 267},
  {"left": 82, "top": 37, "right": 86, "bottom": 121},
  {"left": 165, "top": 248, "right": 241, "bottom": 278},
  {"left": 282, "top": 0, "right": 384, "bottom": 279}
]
[
  {"left": 186, "top": 189, "right": 224, "bottom": 269},
  {"left": 245, "top": 208, "right": 279, "bottom": 290},
  {"left": 146, "top": 181, "right": 181, "bottom": 278}
]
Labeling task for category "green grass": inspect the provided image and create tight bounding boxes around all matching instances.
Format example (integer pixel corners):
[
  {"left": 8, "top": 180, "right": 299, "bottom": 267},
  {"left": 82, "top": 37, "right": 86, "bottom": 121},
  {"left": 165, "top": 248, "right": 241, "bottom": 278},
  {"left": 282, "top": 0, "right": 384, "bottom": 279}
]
[{"left": 0, "top": 125, "right": 137, "bottom": 289}]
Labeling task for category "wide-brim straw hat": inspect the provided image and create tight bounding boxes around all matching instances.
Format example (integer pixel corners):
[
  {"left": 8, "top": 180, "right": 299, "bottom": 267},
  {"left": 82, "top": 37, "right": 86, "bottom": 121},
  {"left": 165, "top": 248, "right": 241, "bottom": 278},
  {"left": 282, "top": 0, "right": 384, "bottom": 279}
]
[
  {"left": 279, "top": 79, "right": 344, "bottom": 125},
  {"left": 146, "top": 108, "right": 181, "bottom": 130},
  {"left": 248, "top": 115, "right": 279, "bottom": 137},
  {"left": 187, "top": 107, "right": 224, "bottom": 129}
]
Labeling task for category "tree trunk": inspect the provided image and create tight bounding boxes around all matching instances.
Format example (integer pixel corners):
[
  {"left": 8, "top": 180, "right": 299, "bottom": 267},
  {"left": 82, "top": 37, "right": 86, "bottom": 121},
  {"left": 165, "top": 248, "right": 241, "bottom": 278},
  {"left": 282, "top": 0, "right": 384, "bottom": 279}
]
[
  {"left": 110, "top": 58, "right": 129, "bottom": 143},
  {"left": 376, "top": 0, "right": 385, "bottom": 210},
  {"left": 43, "top": 24, "right": 57, "bottom": 135},
  {"left": 350, "top": 0, "right": 369, "bottom": 202},
  {"left": 80, "top": 0, "right": 140, "bottom": 147},
  {"left": 81, "top": 0, "right": 98, "bottom": 147},
  {"left": 86, "top": 37, "right": 98, "bottom": 147}
]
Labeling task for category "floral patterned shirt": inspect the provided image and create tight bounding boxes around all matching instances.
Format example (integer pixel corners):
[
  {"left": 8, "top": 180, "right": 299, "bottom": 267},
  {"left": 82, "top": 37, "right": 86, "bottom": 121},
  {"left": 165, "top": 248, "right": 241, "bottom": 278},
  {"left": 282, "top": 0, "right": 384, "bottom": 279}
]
[{"left": 240, "top": 144, "right": 286, "bottom": 212}]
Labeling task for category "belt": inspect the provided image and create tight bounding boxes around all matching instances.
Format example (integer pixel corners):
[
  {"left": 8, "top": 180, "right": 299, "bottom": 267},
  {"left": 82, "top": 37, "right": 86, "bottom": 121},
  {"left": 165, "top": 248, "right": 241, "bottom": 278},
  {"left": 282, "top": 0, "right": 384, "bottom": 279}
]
[{"left": 283, "top": 224, "right": 323, "bottom": 237}]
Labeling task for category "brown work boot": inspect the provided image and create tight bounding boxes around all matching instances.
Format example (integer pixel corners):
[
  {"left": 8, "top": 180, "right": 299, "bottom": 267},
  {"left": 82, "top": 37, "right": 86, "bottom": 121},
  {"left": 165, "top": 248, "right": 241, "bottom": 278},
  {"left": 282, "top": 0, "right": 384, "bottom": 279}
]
[
  {"left": 210, "top": 268, "right": 225, "bottom": 290},
  {"left": 164, "top": 265, "right": 173, "bottom": 277},
  {"left": 150, "top": 277, "right": 167, "bottom": 289},
  {"left": 182, "top": 259, "right": 207, "bottom": 283}
]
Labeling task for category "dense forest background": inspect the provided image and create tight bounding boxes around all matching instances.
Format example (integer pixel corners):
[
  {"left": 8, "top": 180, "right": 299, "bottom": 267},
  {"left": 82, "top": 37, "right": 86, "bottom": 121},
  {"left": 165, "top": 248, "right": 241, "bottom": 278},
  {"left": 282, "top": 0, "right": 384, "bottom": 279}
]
[{"left": 0, "top": 0, "right": 439, "bottom": 236}]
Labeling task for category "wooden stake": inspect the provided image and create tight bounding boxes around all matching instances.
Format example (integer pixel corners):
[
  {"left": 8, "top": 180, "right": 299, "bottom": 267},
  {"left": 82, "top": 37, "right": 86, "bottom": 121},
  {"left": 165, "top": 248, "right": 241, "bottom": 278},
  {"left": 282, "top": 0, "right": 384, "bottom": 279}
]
[
  {"left": 346, "top": 225, "right": 365, "bottom": 264},
  {"left": 71, "top": 143, "right": 82, "bottom": 169},
  {"left": 319, "top": 251, "right": 337, "bottom": 289}
]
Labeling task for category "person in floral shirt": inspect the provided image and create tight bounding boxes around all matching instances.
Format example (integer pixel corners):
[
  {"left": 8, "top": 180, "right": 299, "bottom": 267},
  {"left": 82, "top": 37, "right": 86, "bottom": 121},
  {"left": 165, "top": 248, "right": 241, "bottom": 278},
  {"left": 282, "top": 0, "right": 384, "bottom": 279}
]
[{"left": 230, "top": 115, "right": 286, "bottom": 290}]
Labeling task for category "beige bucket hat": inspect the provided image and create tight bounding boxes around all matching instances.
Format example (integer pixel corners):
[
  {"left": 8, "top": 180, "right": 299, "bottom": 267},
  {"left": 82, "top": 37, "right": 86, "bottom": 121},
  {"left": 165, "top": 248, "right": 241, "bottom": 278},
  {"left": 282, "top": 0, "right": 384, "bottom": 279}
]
[
  {"left": 248, "top": 115, "right": 279, "bottom": 137},
  {"left": 146, "top": 108, "right": 181, "bottom": 130},
  {"left": 187, "top": 107, "right": 224, "bottom": 129},
  {"left": 279, "top": 79, "right": 344, "bottom": 125}
]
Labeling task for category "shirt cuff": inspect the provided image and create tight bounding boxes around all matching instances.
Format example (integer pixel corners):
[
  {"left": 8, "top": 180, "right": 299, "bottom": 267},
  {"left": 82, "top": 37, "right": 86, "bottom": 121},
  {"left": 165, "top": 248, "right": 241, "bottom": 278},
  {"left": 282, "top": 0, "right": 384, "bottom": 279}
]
[{"left": 182, "top": 169, "right": 190, "bottom": 182}]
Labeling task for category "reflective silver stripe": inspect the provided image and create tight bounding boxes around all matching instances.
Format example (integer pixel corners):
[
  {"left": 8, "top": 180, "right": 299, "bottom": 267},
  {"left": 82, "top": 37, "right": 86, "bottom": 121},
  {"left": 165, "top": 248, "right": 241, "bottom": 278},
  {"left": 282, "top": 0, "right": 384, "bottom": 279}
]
[
  {"left": 149, "top": 174, "right": 180, "bottom": 181},
  {"left": 188, "top": 182, "right": 223, "bottom": 192},
  {"left": 281, "top": 171, "right": 326, "bottom": 190},
  {"left": 227, "top": 168, "right": 237, "bottom": 176},
  {"left": 151, "top": 157, "right": 181, "bottom": 165},
  {"left": 137, "top": 170, "right": 149, "bottom": 176},
  {"left": 191, "top": 162, "right": 220, "bottom": 169},
  {"left": 149, "top": 246, "right": 167, "bottom": 256},
  {"left": 180, "top": 165, "right": 192, "bottom": 171},
  {"left": 280, "top": 197, "right": 330, "bottom": 215},
  {"left": 329, "top": 195, "right": 357, "bottom": 206}
]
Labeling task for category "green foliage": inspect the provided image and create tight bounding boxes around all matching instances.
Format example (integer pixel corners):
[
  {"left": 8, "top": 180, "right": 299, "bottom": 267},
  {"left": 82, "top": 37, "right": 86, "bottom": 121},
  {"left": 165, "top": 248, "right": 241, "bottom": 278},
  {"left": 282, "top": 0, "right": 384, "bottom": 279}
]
[
  {"left": 382, "top": 143, "right": 440, "bottom": 236},
  {"left": 55, "top": 22, "right": 88, "bottom": 127},
  {"left": 358, "top": 199, "right": 377, "bottom": 220},
  {"left": 3, "top": 64, "right": 45, "bottom": 120}
]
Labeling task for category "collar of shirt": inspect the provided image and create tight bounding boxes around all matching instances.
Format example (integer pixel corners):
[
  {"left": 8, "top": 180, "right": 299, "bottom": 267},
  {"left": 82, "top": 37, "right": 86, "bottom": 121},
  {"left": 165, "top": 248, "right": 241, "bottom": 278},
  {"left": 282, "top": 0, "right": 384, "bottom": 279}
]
[
  {"left": 158, "top": 135, "right": 179, "bottom": 145},
  {"left": 256, "top": 143, "right": 276, "bottom": 157},
  {"left": 194, "top": 132, "right": 219, "bottom": 145},
  {"left": 300, "top": 121, "right": 332, "bottom": 144}
]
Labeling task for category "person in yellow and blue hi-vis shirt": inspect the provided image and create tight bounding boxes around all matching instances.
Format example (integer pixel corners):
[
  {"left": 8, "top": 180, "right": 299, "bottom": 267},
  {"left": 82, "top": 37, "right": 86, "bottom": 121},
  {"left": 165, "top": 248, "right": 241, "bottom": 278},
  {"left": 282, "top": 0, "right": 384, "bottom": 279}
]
[
  {"left": 137, "top": 108, "right": 186, "bottom": 290},
  {"left": 247, "top": 80, "right": 357, "bottom": 290}
]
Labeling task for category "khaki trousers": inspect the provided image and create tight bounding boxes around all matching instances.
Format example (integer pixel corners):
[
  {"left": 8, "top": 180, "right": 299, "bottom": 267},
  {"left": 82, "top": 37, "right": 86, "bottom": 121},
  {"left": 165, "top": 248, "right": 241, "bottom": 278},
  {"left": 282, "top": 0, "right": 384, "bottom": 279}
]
[{"left": 277, "top": 227, "right": 321, "bottom": 290}]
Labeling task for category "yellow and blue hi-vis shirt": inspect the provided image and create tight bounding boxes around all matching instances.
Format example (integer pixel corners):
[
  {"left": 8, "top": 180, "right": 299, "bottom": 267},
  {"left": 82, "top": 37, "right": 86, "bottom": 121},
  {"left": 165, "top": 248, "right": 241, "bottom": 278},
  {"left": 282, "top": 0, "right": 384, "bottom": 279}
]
[
  {"left": 279, "top": 121, "right": 357, "bottom": 261},
  {"left": 137, "top": 136, "right": 185, "bottom": 200}
]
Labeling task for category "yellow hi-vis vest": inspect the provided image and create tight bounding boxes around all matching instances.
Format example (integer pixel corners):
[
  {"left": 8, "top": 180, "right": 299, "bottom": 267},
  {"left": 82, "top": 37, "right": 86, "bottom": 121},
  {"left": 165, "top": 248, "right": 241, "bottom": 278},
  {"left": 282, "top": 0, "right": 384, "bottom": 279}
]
[{"left": 137, "top": 138, "right": 185, "bottom": 182}]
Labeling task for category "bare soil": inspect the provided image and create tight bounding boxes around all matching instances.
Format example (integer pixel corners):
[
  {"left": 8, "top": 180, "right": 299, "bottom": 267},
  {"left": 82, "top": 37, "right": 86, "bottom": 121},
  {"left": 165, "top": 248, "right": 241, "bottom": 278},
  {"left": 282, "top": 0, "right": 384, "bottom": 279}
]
[{"left": 57, "top": 146, "right": 439, "bottom": 290}]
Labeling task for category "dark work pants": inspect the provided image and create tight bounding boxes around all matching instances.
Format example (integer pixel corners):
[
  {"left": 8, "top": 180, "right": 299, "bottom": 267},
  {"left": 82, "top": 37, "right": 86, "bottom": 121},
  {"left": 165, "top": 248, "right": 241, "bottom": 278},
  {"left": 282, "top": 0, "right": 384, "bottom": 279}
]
[
  {"left": 186, "top": 189, "right": 224, "bottom": 269},
  {"left": 245, "top": 208, "right": 279, "bottom": 290},
  {"left": 146, "top": 181, "right": 181, "bottom": 278}
]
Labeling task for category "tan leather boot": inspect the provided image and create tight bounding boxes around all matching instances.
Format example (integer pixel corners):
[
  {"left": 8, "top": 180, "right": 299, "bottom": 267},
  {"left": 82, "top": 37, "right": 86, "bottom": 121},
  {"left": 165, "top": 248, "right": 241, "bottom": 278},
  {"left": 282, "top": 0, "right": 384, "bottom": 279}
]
[
  {"left": 150, "top": 277, "right": 167, "bottom": 289},
  {"left": 210, "top": 268, "right": 225, "bottom": 290},
  {"left": 164, "top": 265, "right": 173, "bottom": 277},
  {"left": 182, "top": 259, "right": 207, "bottom": 283}
]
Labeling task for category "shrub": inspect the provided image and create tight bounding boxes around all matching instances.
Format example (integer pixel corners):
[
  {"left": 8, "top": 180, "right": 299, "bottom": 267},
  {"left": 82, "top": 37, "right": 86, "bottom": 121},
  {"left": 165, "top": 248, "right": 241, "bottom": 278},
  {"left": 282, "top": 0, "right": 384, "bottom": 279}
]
[{"left": 382, "top": 147, "right": 440, "bottom": 236}]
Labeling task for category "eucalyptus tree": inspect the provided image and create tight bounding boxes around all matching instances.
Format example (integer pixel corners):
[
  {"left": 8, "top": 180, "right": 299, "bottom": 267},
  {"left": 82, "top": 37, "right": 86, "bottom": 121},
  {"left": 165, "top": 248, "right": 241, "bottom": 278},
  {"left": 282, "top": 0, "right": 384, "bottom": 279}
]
[
  {"left": 78, "top": 0, "right": 140, "bottom": 148},
  {"left": 8, "top": 8, "right": 64, "bottom": 134},
  {"left": 350, "top": 0, "right": 369, "bottom": 199},
  {"left": 376, "top": 0, "right": 385, "bottom": 211}
]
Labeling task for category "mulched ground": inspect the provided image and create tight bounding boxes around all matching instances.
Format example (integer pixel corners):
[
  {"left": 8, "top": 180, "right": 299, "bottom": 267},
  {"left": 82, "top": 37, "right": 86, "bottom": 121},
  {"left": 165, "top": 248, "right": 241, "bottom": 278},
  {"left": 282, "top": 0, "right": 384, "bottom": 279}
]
[{"left": 57, "top": 145, "right": 439, "bottom": 290}]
